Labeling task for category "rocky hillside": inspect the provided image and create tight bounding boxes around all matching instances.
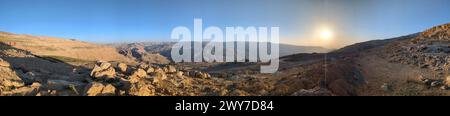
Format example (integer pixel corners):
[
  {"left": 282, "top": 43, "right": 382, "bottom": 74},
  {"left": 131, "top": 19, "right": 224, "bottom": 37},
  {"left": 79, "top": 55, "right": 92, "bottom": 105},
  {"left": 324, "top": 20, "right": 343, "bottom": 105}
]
[
  {"left": 111, "top": 41, "right": 330, "bottom": 62},
  {"left": 1, "top": 23, "right": 449, "bottom": 96}
]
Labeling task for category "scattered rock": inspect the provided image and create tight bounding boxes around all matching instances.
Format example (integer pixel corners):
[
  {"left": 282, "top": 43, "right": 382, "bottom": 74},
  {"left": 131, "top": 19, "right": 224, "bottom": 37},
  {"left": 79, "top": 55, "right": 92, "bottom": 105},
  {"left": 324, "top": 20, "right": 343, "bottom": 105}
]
[
  {"left": 430, "top": 80, "right": 443, "bottom": 87},
  {"left": 129, "top": 81, "right": 155, "bottom": 96},
  {"left": 90, "top": 61, "right": 116, "bottom": 80},
  {"left": 446, "top": 75, "right": 450, "bottom": 85}
]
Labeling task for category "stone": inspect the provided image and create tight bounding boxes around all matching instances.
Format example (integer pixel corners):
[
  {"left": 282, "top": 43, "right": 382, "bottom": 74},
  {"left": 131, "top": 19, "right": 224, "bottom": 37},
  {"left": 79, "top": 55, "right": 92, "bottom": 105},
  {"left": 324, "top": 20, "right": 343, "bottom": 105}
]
[
  {"left": 138, "top": 63, "right": 149, "bottom": 70},
  {"left": 417, "top": 75, "right": 431, "bottom": 84},
  {"left": 154, "top": 67, "right": 163, "bottom": 73},
  {"left": 84, "top": 82, "right": 104, "bottom": 96},
  {"left": 47, "top": 80, "right": 83, "bottom": 90},
  {"left": 381, "top": 83, "right": 393, "bottom": 92},
  {"left": 0, "top": 58, "right": 10, "bottom": 67},
  {"left": 129, "top": 81, "right": 155, "bottom": 96},
  {"left": 228, "top": 89, "right": 250, "bottom": 96},
  {"left": 446, "top": 75, "right": 450, "bottom": 85},
  {"left": 0, "top": 65, "right": 24, "bottom": 88},
  {"left": 430, "top": 80, "right": 443, "bottom": 87},
  {"left": 21, "top": 72, "right": 39, "bottom": 84},
  {"left": 1, "top": 86, "right": 38, "bottom": 96},
  {"left": 441, "top": 85, "right": 448, "bottom": 90},
  {"left": 194, "top": 71, "right": 210, "bottom": 79},
  {"left": 117, "top": 63, "right": 128, "bottom": 73},
  {"left": 128, "top": 69, "right": 148, "bottom": 84},
  {"left": 291, "top": 88, "right": 333, "bottom": 96},
  {"left": 83, "top": 82, "right": 116, "bottom": 96},
  {"left": 30, "top": 82, "right": 41, "bottom": 89},
  {"left": 90, "top": 62, "right": 116, "bottom": 81},
  {"left": 146, "top": 66, "right": 155, "bottom": 73}
]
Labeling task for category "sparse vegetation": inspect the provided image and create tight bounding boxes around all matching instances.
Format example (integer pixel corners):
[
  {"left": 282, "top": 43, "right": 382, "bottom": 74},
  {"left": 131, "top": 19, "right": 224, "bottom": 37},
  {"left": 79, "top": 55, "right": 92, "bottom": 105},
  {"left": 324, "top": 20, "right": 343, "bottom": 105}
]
[{"left": 41, "top": 55, "right": 91, "bottom": 63}]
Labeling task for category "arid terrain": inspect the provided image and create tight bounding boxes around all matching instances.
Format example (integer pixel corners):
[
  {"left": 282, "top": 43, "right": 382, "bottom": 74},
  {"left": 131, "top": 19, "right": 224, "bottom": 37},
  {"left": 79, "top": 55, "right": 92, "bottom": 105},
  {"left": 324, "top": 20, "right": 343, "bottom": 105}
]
[{"left": 0, "top": 23, "right": 449, "bottom": 96}]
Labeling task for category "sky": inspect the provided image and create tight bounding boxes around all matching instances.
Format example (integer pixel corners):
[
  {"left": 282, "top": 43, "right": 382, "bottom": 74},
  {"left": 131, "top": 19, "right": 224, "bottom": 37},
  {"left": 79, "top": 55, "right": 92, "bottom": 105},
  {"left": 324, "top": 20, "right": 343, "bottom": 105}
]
[{"left": 0, "top": 0, "right": 449, "bottom": 48}]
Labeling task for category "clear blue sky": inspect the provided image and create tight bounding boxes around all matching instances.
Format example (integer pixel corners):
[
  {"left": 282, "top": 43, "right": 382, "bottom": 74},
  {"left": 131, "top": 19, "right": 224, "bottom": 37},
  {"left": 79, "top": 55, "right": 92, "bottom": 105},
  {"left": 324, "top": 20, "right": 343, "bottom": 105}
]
[{"left": 0, "top": 0, "right": 449, "bottom": 48}]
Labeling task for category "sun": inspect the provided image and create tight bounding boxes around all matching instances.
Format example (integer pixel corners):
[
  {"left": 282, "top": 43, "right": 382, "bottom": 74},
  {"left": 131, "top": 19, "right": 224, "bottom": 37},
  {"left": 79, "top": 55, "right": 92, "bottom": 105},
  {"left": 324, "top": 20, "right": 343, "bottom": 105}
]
[{"left": 319, "top": 28, "right": 333, "bottom": 41}]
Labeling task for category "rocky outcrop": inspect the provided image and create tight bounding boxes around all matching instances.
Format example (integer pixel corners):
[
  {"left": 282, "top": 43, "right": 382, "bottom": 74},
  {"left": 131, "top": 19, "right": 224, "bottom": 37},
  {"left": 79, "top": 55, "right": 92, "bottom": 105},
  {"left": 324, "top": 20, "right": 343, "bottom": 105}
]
[
  {"left": 0, "top": 58, "right": 24, "bottom": 91},
  {"left": 90, "top": 61, "right": 116, "bottom": 81}
]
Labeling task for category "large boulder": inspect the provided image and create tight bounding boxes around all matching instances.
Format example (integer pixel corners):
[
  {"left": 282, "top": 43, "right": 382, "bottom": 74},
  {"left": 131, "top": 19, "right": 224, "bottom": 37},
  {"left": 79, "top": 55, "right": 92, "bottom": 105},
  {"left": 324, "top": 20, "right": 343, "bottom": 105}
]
[{"left": 146, "top": 66, "right": 155, "bottom": 73}]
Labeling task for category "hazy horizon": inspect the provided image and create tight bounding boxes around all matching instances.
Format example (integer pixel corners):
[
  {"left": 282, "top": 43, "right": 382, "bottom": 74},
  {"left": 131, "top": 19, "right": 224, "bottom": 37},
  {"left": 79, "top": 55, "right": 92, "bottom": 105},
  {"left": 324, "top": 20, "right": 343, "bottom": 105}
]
[{"left": 1, "top": 0, "right": 449, "bottom": 49}]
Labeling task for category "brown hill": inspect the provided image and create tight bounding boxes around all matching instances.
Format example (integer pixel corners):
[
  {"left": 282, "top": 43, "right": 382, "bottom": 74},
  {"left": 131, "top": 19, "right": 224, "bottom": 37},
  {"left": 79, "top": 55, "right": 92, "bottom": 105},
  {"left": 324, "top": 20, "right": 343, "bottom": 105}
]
[{"left": 0, "top": 32, "right": 133, "bottom": 64}]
